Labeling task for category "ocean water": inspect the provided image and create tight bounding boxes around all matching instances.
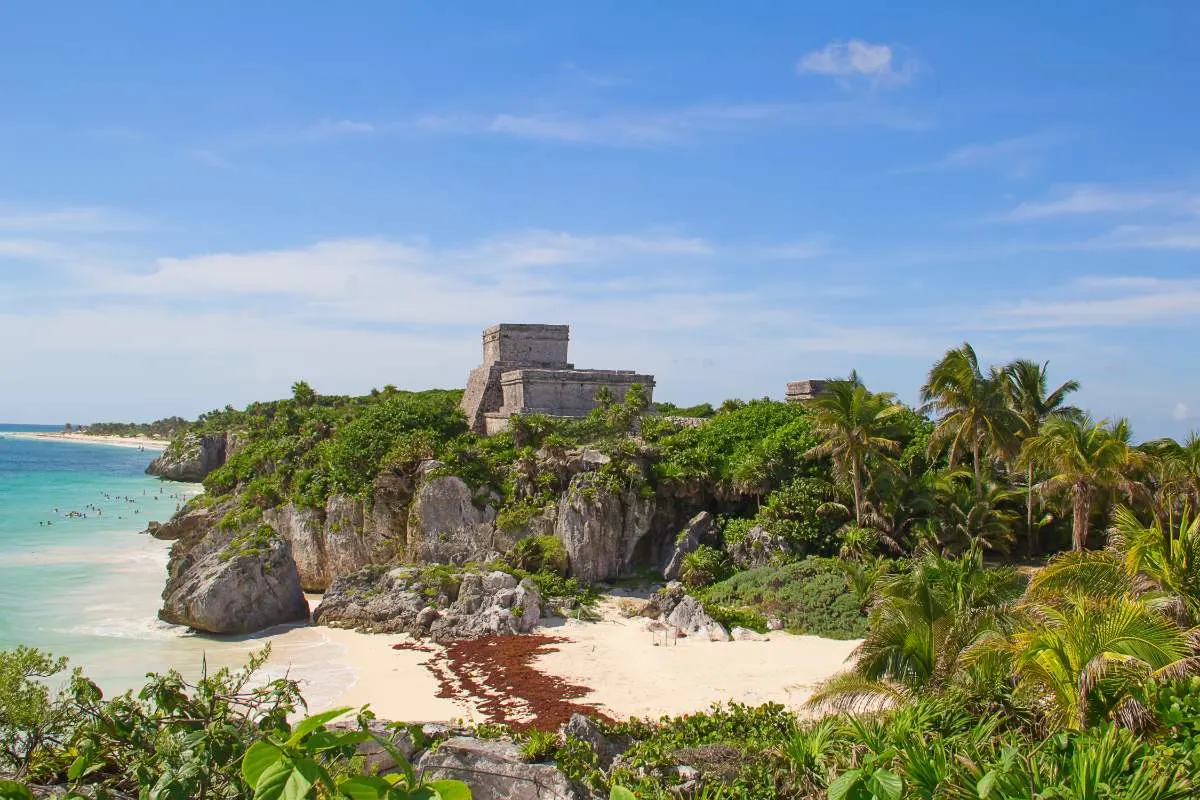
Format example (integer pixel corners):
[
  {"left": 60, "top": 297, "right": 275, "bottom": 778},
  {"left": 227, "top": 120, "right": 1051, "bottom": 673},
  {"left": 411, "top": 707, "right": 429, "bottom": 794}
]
[{"left": 0, "top": 429, "right": 357, "bottom": 704}]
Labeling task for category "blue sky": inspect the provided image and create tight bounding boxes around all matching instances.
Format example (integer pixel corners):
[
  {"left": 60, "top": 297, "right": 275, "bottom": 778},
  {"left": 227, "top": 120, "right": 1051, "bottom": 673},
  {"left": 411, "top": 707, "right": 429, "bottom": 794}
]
[{"left": 1, "top": 3, "right": 1198, "bottom": 439}]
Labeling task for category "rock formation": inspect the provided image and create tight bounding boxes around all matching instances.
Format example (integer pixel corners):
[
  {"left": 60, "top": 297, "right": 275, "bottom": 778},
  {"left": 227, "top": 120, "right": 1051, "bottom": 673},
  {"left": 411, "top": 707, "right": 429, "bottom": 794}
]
[
  {"left": 662, "top": 511, "right": 716, "bottom": 581},
  {"left": 554, "top": 472, "right": 654, "bottom": 583},
  {"left": 417, "top": 737, "right": 583, "bottom": 800},
  {"left": 146, "top": 432, "right": 228, "bottom": 482},
  {"left": 159, "top": 525, "right": 309, "bottom": 634},
  {"left": 406, "top": 473, "right": 499, "bottom": 564},
  {"left": 314, "top": 567, "right": 542, "bottom": 641},
  {"left": 728, "top": 525, "right": 793, "bottom": 569}
]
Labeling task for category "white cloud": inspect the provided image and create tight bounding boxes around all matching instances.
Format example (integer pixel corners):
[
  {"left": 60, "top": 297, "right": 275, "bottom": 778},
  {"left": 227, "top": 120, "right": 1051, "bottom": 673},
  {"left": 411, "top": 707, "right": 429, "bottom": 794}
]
[
  {"left": 1006, "top": 185, "right": 1198, "bottom": 221},
  {"left": 899, "top": 131, "right": 1070, "bottom": 177},
  {"left": 798, "top": 40, "right": 916, "bottom": 86},
  {"left": 1175, "top": 402, "right": 1191, "bottom": 421},
  {"left": 981, "top": 276, "right": 1200, "bottom": 329}
]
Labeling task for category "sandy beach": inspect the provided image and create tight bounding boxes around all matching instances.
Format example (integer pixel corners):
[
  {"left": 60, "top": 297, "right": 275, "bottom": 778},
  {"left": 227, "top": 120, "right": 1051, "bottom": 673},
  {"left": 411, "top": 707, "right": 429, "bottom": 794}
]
[
  {"left": 4, "top": 431, "right": 168, "bottom": 450},
  {"left": 289, "top": 594, "right": 859, "bottom": 725}
]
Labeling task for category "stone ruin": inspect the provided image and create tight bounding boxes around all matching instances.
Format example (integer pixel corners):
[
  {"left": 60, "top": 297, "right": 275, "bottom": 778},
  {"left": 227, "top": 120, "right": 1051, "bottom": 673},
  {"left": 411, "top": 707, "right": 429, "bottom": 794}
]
[
  {"left": 785, "top": 379, "right": 830, "bottom": 402},
  {"left": 461, "top": 323, "right": 655, "bottom": 434}
]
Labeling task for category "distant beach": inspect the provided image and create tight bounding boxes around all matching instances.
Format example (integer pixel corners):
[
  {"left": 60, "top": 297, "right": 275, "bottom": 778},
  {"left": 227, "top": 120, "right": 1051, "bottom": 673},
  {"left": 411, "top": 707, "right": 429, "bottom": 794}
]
[{"left": 2, "top": 431, "right": 167, "bottom": 450}]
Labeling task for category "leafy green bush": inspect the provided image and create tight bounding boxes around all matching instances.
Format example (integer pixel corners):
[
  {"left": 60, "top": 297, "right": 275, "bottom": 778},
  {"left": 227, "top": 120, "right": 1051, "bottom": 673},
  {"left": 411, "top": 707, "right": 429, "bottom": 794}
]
[
  {"left": 680, "top": 545, "right": 731, "bottom": 589},
  {"left": 505, "top": 535, "right": 568, "bottom": 576},
  {"left": 700, "top": 557, "right": 867, "bottom": 639},
  {"left": 703, "top": 603, "right": 768, "bottom": 633}
]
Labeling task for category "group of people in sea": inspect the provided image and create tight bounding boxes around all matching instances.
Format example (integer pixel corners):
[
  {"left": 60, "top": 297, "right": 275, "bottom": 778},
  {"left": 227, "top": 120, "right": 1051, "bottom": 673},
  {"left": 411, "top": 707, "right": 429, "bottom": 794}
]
[{"left": 36, "top": 486, "right": 192, "bottom": 527}]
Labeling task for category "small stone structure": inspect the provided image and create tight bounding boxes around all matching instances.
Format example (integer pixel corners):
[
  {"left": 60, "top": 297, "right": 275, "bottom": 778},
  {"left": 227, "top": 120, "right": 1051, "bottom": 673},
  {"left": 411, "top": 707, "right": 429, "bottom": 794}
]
[
  {"left": 785, "top": 379, "right": 830, "bottom": 403},
  {"left": 461, "top": 324, "right": 655, "bottom": 434}
]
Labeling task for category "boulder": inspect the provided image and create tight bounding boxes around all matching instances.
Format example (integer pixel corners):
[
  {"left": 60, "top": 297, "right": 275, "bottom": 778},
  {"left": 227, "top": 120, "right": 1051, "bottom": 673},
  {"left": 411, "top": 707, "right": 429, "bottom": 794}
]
[
  {"left": 641, "top": 581, "right": 686, "bottom": 620},
  {"left": 263, "top": 503, "right": 327, "bottom": 590},
  {"left": 554, "top": 472, "right": 654, "bottom": 583},
  {"left": 561, "top": 714, "right": 631, "bottom": 770},
  {"left": 407, "top": 474, "right": 498, "bottom": 564},
  {"left": 146, "top": 500, "right": 226, "bottom": 541},
  {"left": 417, "top": 737, "right": 583, "bottom": 800},
  {"left": 314, "top": 567, "right": 542, "bottom": 641},
  {"left": 329, "top": 719, "right": 420, "bottom": 775},
  {"left": 159, "top": 529, "right": 309, "bottom": 634},
  {"left": 728, "top": 525, "right": 793, "bottom": 569},
  {"left": 665, "top": 596, "right": 730, "bottom": 642},
  {"left": 662, "top": 511, "right": 716, "bottom": 581},
  {"left": 731, "top": 626, "right": 768, "bottom": 642},
  {"left": 146, "top": 433, "right": 228, "bottom": 482}
]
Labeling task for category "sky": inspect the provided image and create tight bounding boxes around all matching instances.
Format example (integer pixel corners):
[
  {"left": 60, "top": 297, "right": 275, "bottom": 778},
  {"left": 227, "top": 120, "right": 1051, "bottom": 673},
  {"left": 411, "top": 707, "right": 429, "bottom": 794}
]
[{"left": 1, "top": 2, "right": 1198, "bottom": 439}]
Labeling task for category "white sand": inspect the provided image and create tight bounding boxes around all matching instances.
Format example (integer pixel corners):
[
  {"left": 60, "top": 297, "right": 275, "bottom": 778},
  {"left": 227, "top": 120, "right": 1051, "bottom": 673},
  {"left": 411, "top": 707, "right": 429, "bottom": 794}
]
[
  {"left": 5, "top": 431, "right": 167, "bottom": 450},
  {"left": 532, "top": 597, "right": 860, "bottom": 719},
  {"left": 284, "top": 594, "right": 858, "bottom": 723}
]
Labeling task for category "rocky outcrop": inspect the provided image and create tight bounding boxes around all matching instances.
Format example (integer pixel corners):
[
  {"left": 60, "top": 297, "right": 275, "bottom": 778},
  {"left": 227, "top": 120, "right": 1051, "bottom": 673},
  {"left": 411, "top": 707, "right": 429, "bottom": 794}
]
[
  {"left": 642, "top": 581, "right": 686, "bottom": 620},
  {"left": 146, "top": 433, "right": 228, "bottom": 482},
  {"left": 407, "top": 472, "right": 499, "bottom": 564},
  {"left": 314, "top": 567, "right": 541, "bottom": 641},
  {"left": 665, "top": 596, "right": 730, "bottom": 642},
  {"left": 159, "top": 527, "right": 309, "bottom": 634},
  {"left": 728, "top": 525, "right": 793, "bottom": 569},
  {"left": 146, "top": 500, "right": 226, "bottom": 541},
  {"left": 417, "top": 737, "right": 583, "bottom": 800},
  {"left": 262, "top": 494, "right": 401, "bottom": 592},
  {"left": 662, "top": 511, "right": 716, "bottom": 581},
  {"left": 561, "top": 714, "right": 631, "bottom": 771},
  {"left": 554, "top": 472, "right": 654, "bottom": 583}
]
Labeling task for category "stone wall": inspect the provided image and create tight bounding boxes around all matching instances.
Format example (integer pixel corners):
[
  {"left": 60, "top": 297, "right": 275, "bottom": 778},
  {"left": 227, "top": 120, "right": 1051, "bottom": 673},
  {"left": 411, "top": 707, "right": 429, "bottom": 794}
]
[
  {"left": 482, "top": 323, "right": 570, "bottom": 366},
  {"left": 785, "top": 379, "right": 830, "bottom": 402},
  {"left": 500, "top": 369, "right": 655, "bottom": 417}
]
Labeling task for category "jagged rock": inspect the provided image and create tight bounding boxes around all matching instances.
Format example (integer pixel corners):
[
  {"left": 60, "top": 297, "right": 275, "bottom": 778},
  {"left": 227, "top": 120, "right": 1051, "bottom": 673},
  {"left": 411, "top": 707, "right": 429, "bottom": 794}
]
[
  {"left": 263, "top": 495, "right": 402, "bottom": 592},
  {"left": 767, "top": 616, "right": 784, "bottom": 631},
  {"left": 728, "top": 525, "right": 793, "bottom": 569},
  {"left": 314, "top": 568, "right": 542, "bottom": 641},
  {"left": 662, "top": 511, "right": 716, "bottom": 581},
  {"left": 417, "top": 737, "right": 583, "bottom": 800},
  {"left": 159, "top": 529, "right": 309, "bottom": 634},
  {"left": 666, "top": 596, "right": 730, "bottom": 642},
  {"left": 146, "top": 433, "right": 228, "bottom": 482},
  {"left": 554, "top": 472, "right": 654, "bottom": 583},
  {"left": 642, "top": 581, "right": 686, "bottom": 620},
  {"left": 146, "top": 500, "right": 227, "bottom": 541},
  {"left": 363, "top": 472, "right": 415, "bottom": 561},
  {"left": 731, "top": 626, "right": 768, "bottom": 641},
  {"left": 407, "top": 474, "right": 498, "bottom": 564},
  {"left": 561, "top": 714, "right": 631, "bottom": 770}
]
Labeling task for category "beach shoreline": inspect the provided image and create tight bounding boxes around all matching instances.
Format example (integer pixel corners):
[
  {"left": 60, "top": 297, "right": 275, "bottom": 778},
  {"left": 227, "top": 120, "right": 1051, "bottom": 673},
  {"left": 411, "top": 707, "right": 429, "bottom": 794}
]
[{"left": 3, "top": 431, "right": 168, "bottom": 450}]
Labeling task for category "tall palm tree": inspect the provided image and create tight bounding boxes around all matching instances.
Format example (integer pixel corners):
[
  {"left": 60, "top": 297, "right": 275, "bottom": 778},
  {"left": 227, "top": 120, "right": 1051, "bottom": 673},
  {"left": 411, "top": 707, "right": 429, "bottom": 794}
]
[
  {"left": 804, "top": 380, "right": 905, "bottom": 525},
  {"left": 920, "top": 469, "right": 1020, "bottom": 555},
  {"left": 967, "top": 595, "right": 1195, "bottom": 731},
  {"left": 1005, "top": 359, "right": 1080, "bottom": 556},
  {"left": 1142, "top": 433, "right": 1200, "bottom": 521},
  {"left": 921, "top": 344, "right": 1023, "bottom": 498},
  {"left": 1019, "top": 415, "right": 1135, "bottom": 551}
]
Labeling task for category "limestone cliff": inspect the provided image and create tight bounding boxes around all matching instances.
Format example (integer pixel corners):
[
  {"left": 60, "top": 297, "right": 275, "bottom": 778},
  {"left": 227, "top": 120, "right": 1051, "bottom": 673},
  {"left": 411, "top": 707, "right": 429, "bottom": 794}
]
[
  {"left": 554, "top": 472, "right": 654, "bottom": 583},
  {"left": 146, "top": 432, "right": 228, "bottom": 482}
]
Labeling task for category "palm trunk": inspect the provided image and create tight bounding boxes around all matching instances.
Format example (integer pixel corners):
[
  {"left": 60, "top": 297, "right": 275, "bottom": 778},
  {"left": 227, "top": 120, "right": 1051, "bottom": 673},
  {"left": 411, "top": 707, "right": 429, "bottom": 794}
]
[
  {"left": 973, "top": 440, "right": 983, "bottom": 499},
  {"left": 1026, "top": 464, "right": 1036, "bottom": 558},
  {"left": 852, "top": 458, "right": 863, "bottom": 526},
  {"left": 1072, "top": 484, "right": 1090, "bottom": 551}
]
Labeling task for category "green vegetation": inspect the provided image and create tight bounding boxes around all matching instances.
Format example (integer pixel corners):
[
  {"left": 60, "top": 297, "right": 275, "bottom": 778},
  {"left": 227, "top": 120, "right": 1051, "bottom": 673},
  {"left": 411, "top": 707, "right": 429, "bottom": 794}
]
[
  {"left": 220, "top": 524, "right": 280, "bottom": 562},
  {"left": 699, "top": 558, "right": 868, "bottom": 639},
  {"left": 82, "top": 416, "right": 190, "bottom": 438}
]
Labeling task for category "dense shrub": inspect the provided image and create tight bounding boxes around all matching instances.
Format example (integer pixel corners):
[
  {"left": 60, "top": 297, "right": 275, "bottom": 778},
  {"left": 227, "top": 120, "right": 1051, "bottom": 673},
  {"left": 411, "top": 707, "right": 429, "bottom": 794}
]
[
  {"left": 700, "top": 557, "right": 867, "bottom": 639},
  {"left": 679, "top": 545, "right": 731, "bottom": 589}
]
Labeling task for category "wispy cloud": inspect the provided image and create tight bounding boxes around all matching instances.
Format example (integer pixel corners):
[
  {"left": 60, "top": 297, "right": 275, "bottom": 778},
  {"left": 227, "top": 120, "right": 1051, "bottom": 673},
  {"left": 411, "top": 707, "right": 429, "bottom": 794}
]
[
  {"left": 0, "top": 206, "right": 150, "bottom": 234},
  {"left": 898, "top": 131, "right": 1070, "bottom": 177},
  {"left": 416, "top": 101, "right": 929, "bottom": 147},
  {"left": 190, "top": 117, "right": 378, "bottom": 166},
  {"left": 1005, "top": 184, "right": 1200, "bottom": 221},
  {"left": 560, "top": 62, "right": 627, "bottom": 89},
  {"left": 798, "top": 40, "right": 917, "bottom": 87},
  {"left": 981, "top": 276, "right": 1200, "bottom": 329}
]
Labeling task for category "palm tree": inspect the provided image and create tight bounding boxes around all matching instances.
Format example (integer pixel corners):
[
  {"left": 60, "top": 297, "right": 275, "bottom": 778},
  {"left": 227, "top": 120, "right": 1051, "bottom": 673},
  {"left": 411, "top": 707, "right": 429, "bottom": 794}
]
[
  {"left": 920, "top": 469, "right": 1020, "bottom": 555},
  {"left": 968, "top": 595, "right": 1196, "bottom": 730},
  {"left": 921, "top": 344, "right": 1023, "bottom": 498},
  {"left": 808, "top": 545, "right": 1026, "bottom": 711},
  {"left": 1030, "top": 505, "right": 1200, "bottom": 626},
  {"left": 804, "top": 380, "right": 905, "bottom": 526},
  {"left": 1019, "top": 415, "right": 1136, "bottom": 551},
  {"left": 1141, "top": 433, "right": 1200, "bottom": 522},
  {"left": 1005, "top": 359, "right": 1080, "bottom": 556}
]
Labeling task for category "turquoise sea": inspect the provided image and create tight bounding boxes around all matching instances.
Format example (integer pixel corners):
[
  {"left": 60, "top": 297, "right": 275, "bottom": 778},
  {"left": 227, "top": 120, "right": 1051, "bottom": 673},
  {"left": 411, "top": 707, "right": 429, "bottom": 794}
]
[{"left": 0, "top": 428, "right": 355, "bottom": 702}]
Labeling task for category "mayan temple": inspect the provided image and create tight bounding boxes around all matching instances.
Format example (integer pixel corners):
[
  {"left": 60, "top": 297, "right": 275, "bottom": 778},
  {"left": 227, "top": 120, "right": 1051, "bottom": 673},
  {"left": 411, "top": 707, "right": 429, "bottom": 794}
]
[{"left": 460, "top": 323, "right": 655, "bottom": 434}]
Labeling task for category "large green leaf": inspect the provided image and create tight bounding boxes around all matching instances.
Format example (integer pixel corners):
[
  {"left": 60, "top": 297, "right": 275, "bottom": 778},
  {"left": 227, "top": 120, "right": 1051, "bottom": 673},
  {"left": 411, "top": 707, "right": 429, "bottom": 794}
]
[
  {"left": 242, "top": 740, "right": 283, "bottom": 788},
  {"left": 428, "top": 780, "right": 472, "bottom": 800},
  {"left": 286, "top": 706, "right": 355, "bottom": 746},
  {"left": 609, "top": 788, "right": 638, "bottom": 800},
  {"left": 253, "top": 757, "right": 318, "bottom": 800},
  {"left": 867, "top": 768, "right": 903, "bottom": 800},
  {"left": 827, "top": 770, "right": 864, "bottom": 800},
  {"left": 337, "top": 775, "right": 391, "bottom": 800},
  {"left": 976, "top": 770, "right": 998, "bottom": 799},
  {"left": 0, "top": 781, "right": 33, "bottom": 800}
]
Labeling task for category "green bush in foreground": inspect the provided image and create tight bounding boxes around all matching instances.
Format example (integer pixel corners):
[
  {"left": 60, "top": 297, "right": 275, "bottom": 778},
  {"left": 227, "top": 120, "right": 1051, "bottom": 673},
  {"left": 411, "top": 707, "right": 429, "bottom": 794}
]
[{"left": 699, "top": 557, "right": 867, "bottom": 639}]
